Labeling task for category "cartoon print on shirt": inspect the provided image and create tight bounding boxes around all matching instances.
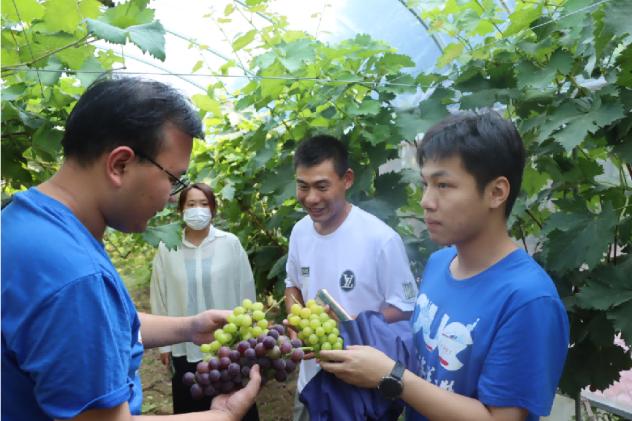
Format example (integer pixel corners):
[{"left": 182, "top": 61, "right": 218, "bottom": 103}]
[{"left": 413, "top": 293, "right": 479, "bottom": 372}]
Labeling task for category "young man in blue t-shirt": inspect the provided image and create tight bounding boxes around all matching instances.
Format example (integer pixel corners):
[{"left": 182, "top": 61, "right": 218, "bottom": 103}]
[
  {"left": 1, "top": 78, "right": 260, "bottom": 421},
  {"left": 319, "top": 111, "right": 570, "bottom": 421}
]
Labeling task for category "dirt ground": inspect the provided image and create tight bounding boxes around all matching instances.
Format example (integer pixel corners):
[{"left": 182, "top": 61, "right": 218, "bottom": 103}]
[{"left": 131, "top": 286, "right": 296, "bottom": 420}]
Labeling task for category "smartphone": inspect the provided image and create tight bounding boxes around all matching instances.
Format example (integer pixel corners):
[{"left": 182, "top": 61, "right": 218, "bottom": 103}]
[{"left": 316, "top": 289, "right": 352, "bottom": 322}]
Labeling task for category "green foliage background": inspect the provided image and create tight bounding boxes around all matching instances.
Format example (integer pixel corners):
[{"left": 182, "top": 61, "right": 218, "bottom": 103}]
[{"left": 2, "top": 0, "right": 631, "bottom": 400}]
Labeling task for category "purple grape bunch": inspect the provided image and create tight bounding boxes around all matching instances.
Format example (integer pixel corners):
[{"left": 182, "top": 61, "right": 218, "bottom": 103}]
[{"left": 183, "top": 320, "right": 304, "bottom": 399}]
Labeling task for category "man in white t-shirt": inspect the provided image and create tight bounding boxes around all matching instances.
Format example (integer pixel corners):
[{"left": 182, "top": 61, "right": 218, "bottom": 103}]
[{"left": 284, "top": 134, "right": 418, "bottom": 421}]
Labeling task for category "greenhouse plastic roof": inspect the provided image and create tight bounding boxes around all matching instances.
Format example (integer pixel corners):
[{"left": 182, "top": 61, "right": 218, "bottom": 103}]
[{"left": 116, "top": 0, "right": 445, "bottom": 95}]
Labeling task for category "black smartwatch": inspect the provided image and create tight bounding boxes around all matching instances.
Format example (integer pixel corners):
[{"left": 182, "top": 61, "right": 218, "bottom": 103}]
[{"left": 377, "top": 360, "right": 405, "bottom": 399}]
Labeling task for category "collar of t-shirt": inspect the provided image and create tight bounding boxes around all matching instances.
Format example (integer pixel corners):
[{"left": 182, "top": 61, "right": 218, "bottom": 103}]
[
  {"left": 311, "top": 204, "right": 356, "bottom": 238},
  {"left": 181, "top": 226, "right": 227, "bottom": 249}
]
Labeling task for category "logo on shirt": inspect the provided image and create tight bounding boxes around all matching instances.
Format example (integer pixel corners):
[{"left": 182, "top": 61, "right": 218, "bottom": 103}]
[
  {"left": 412, "top": 294, "right": 478, "bottom": 372},
  {"left": 301, "top": 267, "right": 310, "bottom": 276},
  {"left": 339, "top": 270, "right": 356, "bottom": 291},
  {"left": 403, "top": 282, "right": 417, "bottom": 300}
]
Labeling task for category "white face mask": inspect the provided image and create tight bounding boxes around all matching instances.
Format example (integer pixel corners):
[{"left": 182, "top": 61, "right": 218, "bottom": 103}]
[{"left": 183, "top": 207, "right": 212, "bottom": 231}]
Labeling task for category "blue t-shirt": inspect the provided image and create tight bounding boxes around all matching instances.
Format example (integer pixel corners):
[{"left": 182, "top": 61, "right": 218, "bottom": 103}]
[
  {"left": 1, "top": 188, "right": 144, "bottom": 420},
  {"left": 408, "top": 247, "right": 569, "bottom": 421}
]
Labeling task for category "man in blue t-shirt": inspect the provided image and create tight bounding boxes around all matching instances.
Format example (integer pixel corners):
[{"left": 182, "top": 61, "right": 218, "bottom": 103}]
[
  {"left": 1, "top": 77, "right": 261, "bottom": 421},
  {"left": 319, "top": 110, "right": 569, "bottom": 421}
]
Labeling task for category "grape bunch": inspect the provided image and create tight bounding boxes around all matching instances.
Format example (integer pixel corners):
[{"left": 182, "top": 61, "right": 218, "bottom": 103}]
[
  {"left": 287, "top": 299, "right": 344, "bottom": 353},
  {"left": 183, "top": 299, "right": 305, "bottom": 399}
]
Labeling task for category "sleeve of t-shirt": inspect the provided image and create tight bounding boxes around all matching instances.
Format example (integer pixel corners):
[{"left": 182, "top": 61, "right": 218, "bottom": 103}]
[
  {"left": 378, "top": 235, "right": 417, "bottom": 312},
  {"left": 477, "top": 296, "right": 569, "bottom": 416},
  {"left": 284, "top": 234, "right": 300, "bottom": 289},
  {"left": 19, "top": 273, "right": 136, "bottom": 419}
]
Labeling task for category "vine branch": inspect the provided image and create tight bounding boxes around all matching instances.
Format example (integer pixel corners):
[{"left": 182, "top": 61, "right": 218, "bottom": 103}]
[
  {"left": 1, "top": 35, "right": 92, "bottom": 72},
  {"left": 395, "top": 0, "right": 444, "bottom": 54},
  {"left": 525, "top": 208, "right": 543, "bottom": 229},
  {"left": 473, "top": 0, "right": 505, "bottom": 37}
]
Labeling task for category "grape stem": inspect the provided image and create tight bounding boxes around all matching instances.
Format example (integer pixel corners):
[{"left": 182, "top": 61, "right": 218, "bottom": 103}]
[{"left": 264, "top": 295, "right": 286, "bottom": 316}]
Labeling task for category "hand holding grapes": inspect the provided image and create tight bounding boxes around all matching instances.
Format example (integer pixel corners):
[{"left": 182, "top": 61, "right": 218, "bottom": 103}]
[
  {"left": 190, "top": 309, "right": 232, "bottom": 345},
  {"left": 210, "top": 364, "right": 262, "bottom": 420}
]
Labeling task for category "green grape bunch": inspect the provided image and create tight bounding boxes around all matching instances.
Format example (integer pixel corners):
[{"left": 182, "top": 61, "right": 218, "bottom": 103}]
[
  {"left": 287, "top": 299, "right": 344, "bottom": 354},
  {"left": 200, "top": 299, "right": 269, "bottom": 354}
]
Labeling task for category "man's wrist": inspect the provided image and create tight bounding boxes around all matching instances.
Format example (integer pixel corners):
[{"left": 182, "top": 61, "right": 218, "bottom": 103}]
[
  {"left": 208, "top": 409, "right": 235, "bottom": 421},
  {"left": 185, "top": 314, "right": 198, "bottom": 343},
  {"left": 377, "top": 360, "right": 405, "bottom": 399}
]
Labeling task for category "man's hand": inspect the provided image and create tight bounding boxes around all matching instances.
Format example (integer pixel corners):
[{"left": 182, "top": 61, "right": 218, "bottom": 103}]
[
  {"left": 159, "top": 352, "right": 171, "bottom": 367},
  {"left": 190, "top": 309, "right": 231, "bottom": 345},
  {"left": 319, "top": 345, "right": 394, "bottom": 388},
  {"left": 211, "top": 365, "right": 262, "bottom": 419}
]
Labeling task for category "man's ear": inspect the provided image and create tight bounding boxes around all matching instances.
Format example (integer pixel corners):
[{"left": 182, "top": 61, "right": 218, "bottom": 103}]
[
  {"left": 343, "top": 168, "right": 354, "bottom": 190},
  {"left": 488, "top": 176, "right": 510, "bottom": 210},
  {"left": 106, "top": 146, "right": 135, "bottom": 188}
]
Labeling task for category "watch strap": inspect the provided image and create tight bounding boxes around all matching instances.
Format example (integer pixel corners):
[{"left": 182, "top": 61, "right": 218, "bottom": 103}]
[{"left": 391, "top": 360, "right": 405, "bottom": 381}]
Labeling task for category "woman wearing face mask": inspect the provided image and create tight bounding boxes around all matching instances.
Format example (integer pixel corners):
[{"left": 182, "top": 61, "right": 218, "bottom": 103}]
[{"left": 150, "top": 182, "right": 259, "bottom": 419}]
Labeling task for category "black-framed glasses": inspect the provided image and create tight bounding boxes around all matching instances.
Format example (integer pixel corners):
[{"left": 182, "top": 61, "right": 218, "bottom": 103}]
[{"left": 134, "top": 150, "right": 190, "bottom": 196}]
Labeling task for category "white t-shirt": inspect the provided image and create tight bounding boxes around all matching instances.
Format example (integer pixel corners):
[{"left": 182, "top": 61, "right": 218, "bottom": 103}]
[
  {"left": 284, "top": 205, "right": 417, "bottom": 391},
  {"left": 150, "top": 227, "right": 256, "bottom": 362}
]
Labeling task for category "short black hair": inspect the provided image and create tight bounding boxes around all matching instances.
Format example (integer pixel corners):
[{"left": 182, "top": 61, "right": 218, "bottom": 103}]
[
  {"left": 293, "top": 135, "right": 349, "bottom": 178},
  {"left": 417, "top": 110, "right": 526, "bottom": 218},
  {"left": 61, "top": 77, "right": 203, "bottom": 163}
]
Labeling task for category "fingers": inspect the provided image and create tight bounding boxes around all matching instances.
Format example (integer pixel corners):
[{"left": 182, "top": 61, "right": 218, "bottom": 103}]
[
  {"left": 282, "top": 319, "right": 299, "bottom": 333},
  {"left": 212, "top": 309, "right": 232, "bottom": 324},
  {"left": 236, "top": 364, "right": 261, "bottom": 401},
  {"left": 318, "top": 349, "right": 348, "bottom": 362},
  {"left": 319, "top": 358, "right": 341, "bottom": 373},
  {"left": 210, "top": 365, "right": 261, "bottom": 420}
]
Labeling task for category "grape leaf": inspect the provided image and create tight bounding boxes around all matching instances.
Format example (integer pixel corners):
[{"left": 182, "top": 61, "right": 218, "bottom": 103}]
[
  {"left": 267, "top": 254, "right": 287, "bottom": 280},
  {"left": 128, "top": 21, "right": 165, "bottom": 60},
  {"left": 232, "top": 29, "right": 256, "bottom": 51},
  {"left": 1, "top": 0, "right": 44, "bottom": 24},
  {"left": 516, "top": 61, "right": 556, "bottom": 90},
  {"left": 86, "top": 18, "right": 127, "bottom": 44},
  {"left": 77, "top": 56, "right": 104, "bottom": 87},
  {"left": 347, "top": 99, "right": 381, "bottom": 116},
  {"left": 545, "top": 204, "right": 617, "bottom": 273},
  {"left": 603, "top": 0, "right": 632, "bottom": 38},
  {"left": 552, "top": 100, "right": 625, "bottom": 151},
  {"left": 576, "top": 280, "right": 632, "bottom": 311},
  {"left": 41, "top": 0, "right": 81, "bottom": 34},
  {"left": 102, "top": 0, "right": 154, "bottom": 29},
  {"left": 437, "top": 43, "right": 464, "bottom": 68},
  {"left": 608, "top": 301, "right": 632, "bottom": 345},
  {"left": 32, "top": 124, "right": 63, "bottom": 160},
  {"left": 617, "top": 44, "right": 632, "bottom": 88},
  {"left": 278, "top": 39, "right": 315, "bottom": 72},
  {"left": 142, "top": 222, "right": 181, "bottom": 250},
  {"left": 504, "top": 4, "right": 542, "bottom": 37},
  {"left": 192, "top": 94, "right": 221, "bottom": 117}
]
